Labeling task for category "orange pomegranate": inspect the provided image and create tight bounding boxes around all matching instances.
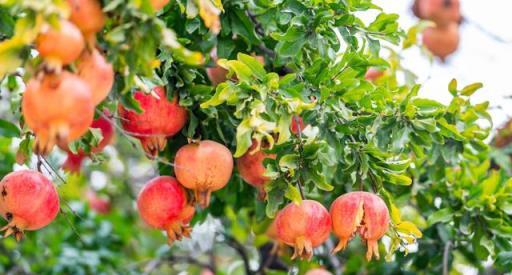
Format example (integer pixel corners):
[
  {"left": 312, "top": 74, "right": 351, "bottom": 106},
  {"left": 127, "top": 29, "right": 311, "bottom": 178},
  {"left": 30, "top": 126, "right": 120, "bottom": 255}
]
[
  {"left": 22, "top": 72, "right": 94, "bottom": 155},
  {"left": 36, "top": 20, "right": 85, "bottom": 66},
  {"left": 365, "top": 68, "right": 385, "bottom": 82},
  {"left": 415, "top": 0, "right": 461, "bottom": 26},
  {"left": 150, "top": 0, "right": 170, "bottom": 10},
  {"left": 330, "top": 192, "right": 390, "bottom": 261},
  {"left": 67, "top": 0, "right": 105, "bottom": 41},
  {"left": 118, "top": 86, "right": 188, "bottom": 157},
  {"left": 275, "top": 200, "right": 331, "bottom": 260},
  {"left": 137, "top": 176, "right": 195, "bottom": 244},
  {"left": 237, "top": 140, "right": 276, "bottom": 199},
  {"left": 77, "top": 49, "right": 114, "bottom": 106},
  {"left": 422, "top": 23, "right": 460, "bottom": 61},
  {"left": 0, "top": 170, "right": 60, "bottom": 240},
  {"left": 174, "top": 140, "right": 233, "bottom": 208}
]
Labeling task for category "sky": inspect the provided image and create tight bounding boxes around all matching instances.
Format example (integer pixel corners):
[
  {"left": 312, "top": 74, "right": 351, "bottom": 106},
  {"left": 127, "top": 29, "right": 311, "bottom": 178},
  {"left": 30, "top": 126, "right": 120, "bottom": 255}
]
[{"left": 373, "top": 0, "right": 512, "bottom": 130}]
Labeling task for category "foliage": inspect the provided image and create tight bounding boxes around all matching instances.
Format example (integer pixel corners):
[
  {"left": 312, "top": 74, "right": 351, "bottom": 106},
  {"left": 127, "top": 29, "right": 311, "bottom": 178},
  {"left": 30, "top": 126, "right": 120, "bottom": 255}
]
[{"left": 0, "top": 0, "right": 510, "bottom": 274}]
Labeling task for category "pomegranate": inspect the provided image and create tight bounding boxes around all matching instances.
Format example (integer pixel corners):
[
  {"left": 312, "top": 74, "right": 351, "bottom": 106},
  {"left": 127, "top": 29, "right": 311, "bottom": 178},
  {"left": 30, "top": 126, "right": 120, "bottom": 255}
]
[
  {"left": 86, "top": 190, "right": 111, "bottom": 214},
  {"left": 22, "top": 72, "right": 94, "bottom": 155},
  {"left": 422, "top": 23, "right": 460, "bottom": 60},
  {"left": 67, "top": 0, "right": 105, "bottom": 41},
  {"left": 174, "top": 140, "right": 233, "bottom": 208},
  {"left": 60, "top": 113, "right": 115, "bottom": 173},
  {"left": 150, "top": 0, "right": 170, "bottom": 10},
  {"left": 118, "top": 86, "right": 187, "bottom": 157},
  {"left": 36, "top": 20, "right": 85, "bottom": 66},
  {"left": 237, "top": 140, "right": 276, "bottom": 199},
  {"left": 495, "top": 119, "right": 512, "bottom": 148},
  {"left": 415, "top": 0, "right": 461, "bottom": 26},
  {"left": 275, "top": 200, "right": 331, "bottom": 260},
  {"left": 365, "top": 68, "right": 384, "bottom": 82},
  {"left": 290, "top": 115, "right": 305, "bottom": 135},
  {"left": 0, "top": 170, "right": 60, "bottom": 240},
  {"left": 330, "top": 192, "right": 390, "bottom": 261},
  {"left": 137, "top": 176, "right": 195, "bottom": 244},
  {"left": 77, "top": 49, "right": 114, "bottom": 106},
  {"left": 305, "top": 268, "right": 332, "bottom": 275}
]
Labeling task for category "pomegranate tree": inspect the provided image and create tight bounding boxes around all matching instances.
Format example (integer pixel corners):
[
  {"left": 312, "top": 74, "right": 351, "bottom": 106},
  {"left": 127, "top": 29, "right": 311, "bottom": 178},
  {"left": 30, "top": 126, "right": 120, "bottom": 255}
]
[
  {"left": 236, "top": 140, "right": 276, "bottom": 199},
  {"left": 67, "top": 0, "right": 105, "bottom": 43},
  {"left": 174, "top": 140, "right": 233, "bottom": 208},
  {"left": 137, "top": 176, "right": 195, "bottom": 244},
  {"left": 275, "top": 200, "right": 331, "bottom": 260},
  {"left": 36, "top": 20, "right": 85, "bottom": 67},
  {"left": 22, "top": 71, "right": 94, "bottom": 155},
  {"left": 60, "top": 113, "right": 115, "bottom": 172},
  {"left": 330, "top": 192, "right": 390, "bottom": 261},
  {"left": 422, "top": 23, "right": 460, "bottom": 60},
  {"left": 0, "top": 170, "right": 60, "bottom": 240},
  {"left": 118, "top": 86, "right": 188, "bottom": 157},
  {"left": 77, "top": 49, "right": 114, "bottom": 106}
]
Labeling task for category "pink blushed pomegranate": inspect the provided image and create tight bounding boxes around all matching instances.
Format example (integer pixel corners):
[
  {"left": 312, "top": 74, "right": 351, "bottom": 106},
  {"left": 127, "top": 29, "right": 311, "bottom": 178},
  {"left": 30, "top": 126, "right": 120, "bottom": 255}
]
[
  {"left": 275, "top": 200, "right": 332, "bottom": 260},
  {"left": 118, "top": 86, "right": 188, "bottom": 157},
  {"left": 0, "top": 170, "right": 60, "bottom": 240},
  {"left": 236, "top": 140, "right": 276, "bottom": 199},
  {"left": 137, "top": 176, "right": 195, "bottom": 244},
  {"left": 330, "top": 191, "right": 390, "bottom": 261}
]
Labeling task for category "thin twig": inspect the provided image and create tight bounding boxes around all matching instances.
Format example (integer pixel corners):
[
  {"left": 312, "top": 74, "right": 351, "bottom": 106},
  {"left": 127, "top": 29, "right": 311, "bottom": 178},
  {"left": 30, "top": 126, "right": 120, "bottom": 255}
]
[
  {"left": 223, "top": 233, "right": 254, "bottom": 275},
  {"left": 294, "top": 116, "right": 306, "bottom": 200},
  {"left": 442, "top": 241, "right": 452, "bottom": 275}
]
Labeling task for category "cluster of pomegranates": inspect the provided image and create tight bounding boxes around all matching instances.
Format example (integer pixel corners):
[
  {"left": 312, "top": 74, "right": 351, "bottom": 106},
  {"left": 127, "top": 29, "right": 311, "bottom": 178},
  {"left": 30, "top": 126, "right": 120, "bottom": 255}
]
[
  {"left": 23, "top": 0, "right": 114, "bottom": 156},
  {"left": 413, "top": 0, "right": 461, "bottom": 60},
  {"left": 272, "top": 192, "right": 390, "bottom": 261}
]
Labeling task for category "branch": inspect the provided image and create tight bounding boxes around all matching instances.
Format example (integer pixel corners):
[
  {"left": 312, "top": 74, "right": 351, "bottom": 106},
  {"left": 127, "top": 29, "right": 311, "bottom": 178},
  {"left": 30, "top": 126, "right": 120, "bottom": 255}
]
[
  {"left": 294, "top": 116, "right": 306, "bottom": 200},
  {"left": 223, "top": 233, "right": 254, "bottom": 274},
  {"left": 442, "top": 241, "right": 452, "bottom": 275}
]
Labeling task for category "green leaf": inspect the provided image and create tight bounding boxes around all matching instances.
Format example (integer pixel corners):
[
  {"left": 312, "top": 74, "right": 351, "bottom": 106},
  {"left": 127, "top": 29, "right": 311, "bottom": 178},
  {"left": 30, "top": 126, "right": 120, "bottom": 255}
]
[
  {"left": 237, "top": 53, "right": 266, "bottom": 80},
  {"left": 461, "top": 82, "right": 483, "bottom": 96},
  {"left": 427, "top": 208, "right": 453, "bottom": 226},
  {"left": 448, "top": 78, "right": 458, "bottom": 96},
  {"left": 234, "top": 118, "right": 253, "bottom": 158},
  {"left": 284, "top": 184, "right": 302, "bottom": 204},
  {"left": 0, "top": 119, "right": 20, "bottom": 138}
]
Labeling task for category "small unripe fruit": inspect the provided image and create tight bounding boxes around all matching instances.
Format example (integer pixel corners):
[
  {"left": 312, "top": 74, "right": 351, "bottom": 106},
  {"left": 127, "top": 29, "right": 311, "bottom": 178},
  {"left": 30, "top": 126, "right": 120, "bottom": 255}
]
[
  {"left": 237, "top": 140, "right": 276, "bottom": 199},
  {"left": 137, "top": 176, "right": 195, "bottom": 245},
  {"left": 22, "top": 72, "right": 94, "bottom": 155},
  {"left": 275, "top": 200, "right": 332, "bottom": 260},
  {"left": 36, "top": 20, "right": 85, "bottom": 66},
  {"left": 422, "top": 23, "right": 460, "bottom": 61},
  {"left": 0, "top": 170, "right": 60, "bottom": 240},
  {"left": 174, "top": 140, "right": 233, "bottom": 208},
  {"left": 118, "top": 87, "right": 188, "bottom": 158},
  {"left": 77, "top": 49, "right": 114, "bottom": 106},
  {"left": 330, "top": 192, "right": 390, "bottom": 261}
]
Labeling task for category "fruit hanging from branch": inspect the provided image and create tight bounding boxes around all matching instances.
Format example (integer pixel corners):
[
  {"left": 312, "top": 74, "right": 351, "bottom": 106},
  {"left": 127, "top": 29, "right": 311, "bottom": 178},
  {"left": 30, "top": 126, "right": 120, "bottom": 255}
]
[
  {"left": 66, "top": 0, "right": 105, "bottom": 44},
  {"left": 422, "top": 23, "right": 460, "bottom": 61},
  {"left": 275, "top": 200, "right": 332, "bottom": 260},
  {"left": 174, "top": 140, "right": 233, "bottom": 208},
  {"left": 413, "top": 0, "right": 461, "bottom": 26},
  {"left": 0, "top": 170, "right": 60, "bottom": 241},
  {"left": 22, "top": 71, "right": 95, "bottom": 155},
  {"left": 150, "top": 0, "right": 170, "bottom": 11},
  {"left": 236, "top": 140, "right": 276, "bottom": 200},
  {"left": 86, "top": 190, "right": 111, "bottom": 215},
  {"left": 59, "top": 113, "right": 115, "bottom": 172},
  {"left": 290, "top": 115, "right": 305, "bottom": 136},
  {"left": 330, "top": 192, "right": 390, "bottom": 261},
  {"left": 76, "top": 48, "right": 114, "bottom": 106},
  {"left": 35, "top": 20, "right": 85, "bottom": 67},
  {"left": 137, "top": 176, "right": 195, "bottom": 245},
  {"left": 118, "top": 86, "right": 188, "bottom": 158}
]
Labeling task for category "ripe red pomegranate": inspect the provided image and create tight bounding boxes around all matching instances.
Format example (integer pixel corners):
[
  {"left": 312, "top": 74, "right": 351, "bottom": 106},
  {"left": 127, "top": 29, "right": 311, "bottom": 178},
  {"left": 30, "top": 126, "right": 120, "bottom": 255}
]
[
  {"left": 365, "top": 68, "right": 384, "bottom": 82},
  {"left": 290, "top": 115, "right": 305, "bottom": 135},
  {"left": 60, "top": 113, "right": 115, "bottom": 172},
  {"left": 237, "top": 140, "right": 276, "bottom": 199},
  {"left": 305, "top": 268, "right": 332, "bottom": 275},
  {"left": 422, "top": 23, "right": 460, "bottom": 61},
  {"left": 330, "top": 192, "right": 390, "bottom": 261},
  {"left": 150, "top": 0, "right": 170, "bottom": 10},
  {"left": 86, "top": 190, "right": 111, "bottom": 214},
  {"left": 275, "top": 200, "right": 332, "bottom": 260},
  {"left": 36, "top": 20, "right": 85, "bottom": 66},
  {"left": 22, "top": 72, "right": 94, "bottom": 155},
  {"left": 77, "top": 49, "right": 114, "bottom": 106},
  {"left": 0, "top": 170, "right": 60, "bottom": 240},
  {"left": 118, "top": 86, "right": 187, "bottom": 157},
  {"left": 67, "top": 0, "right": 105, "bottom": 42},
  {"left": 174, "top": 140, "right": 233, "bottom": 208},
  {"left": 415, "top": 0, "right": 461, "bottom": 26},
  {"left": 137, "top": 176, "right": 195, "bottom": 244}
]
